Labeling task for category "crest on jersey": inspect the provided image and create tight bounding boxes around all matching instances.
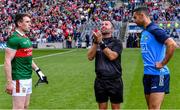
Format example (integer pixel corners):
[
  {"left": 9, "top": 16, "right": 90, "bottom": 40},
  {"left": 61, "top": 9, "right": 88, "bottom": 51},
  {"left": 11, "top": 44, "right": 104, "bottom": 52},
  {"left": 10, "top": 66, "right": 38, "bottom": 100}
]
[
  {"left": 22, "top": 87, "right": 26, "bottom": 93},
  {"left": 142, "top": 35, "right": 149, "bottom": 41}
]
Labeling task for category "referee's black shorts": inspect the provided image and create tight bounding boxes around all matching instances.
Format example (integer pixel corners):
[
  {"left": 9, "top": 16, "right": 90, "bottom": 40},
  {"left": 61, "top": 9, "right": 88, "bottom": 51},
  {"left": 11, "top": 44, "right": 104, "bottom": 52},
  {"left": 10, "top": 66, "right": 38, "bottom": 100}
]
[{"left": 94, "top": 77, "right": 123, "bottom": 103}]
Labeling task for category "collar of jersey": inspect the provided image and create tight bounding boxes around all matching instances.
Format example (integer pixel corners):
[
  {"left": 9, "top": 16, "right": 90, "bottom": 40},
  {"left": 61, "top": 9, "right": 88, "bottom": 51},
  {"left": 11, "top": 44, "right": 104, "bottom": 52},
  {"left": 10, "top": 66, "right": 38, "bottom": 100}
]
[
  {"left": 15, "top": 29, "right": 25, "bottom": 37},
  {"left": 103, "top": 37, "right": 113, "bottom": 41},
  {"left": 146, "top": 22, "right": 154, "bottom": 30}
]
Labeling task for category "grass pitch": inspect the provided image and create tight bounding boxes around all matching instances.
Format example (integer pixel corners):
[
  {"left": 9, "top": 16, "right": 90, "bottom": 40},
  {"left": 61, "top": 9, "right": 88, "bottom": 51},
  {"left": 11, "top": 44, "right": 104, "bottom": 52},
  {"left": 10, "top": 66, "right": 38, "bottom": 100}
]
[{"left": 0, "top": 48, "right": 180, "bottom": 109}]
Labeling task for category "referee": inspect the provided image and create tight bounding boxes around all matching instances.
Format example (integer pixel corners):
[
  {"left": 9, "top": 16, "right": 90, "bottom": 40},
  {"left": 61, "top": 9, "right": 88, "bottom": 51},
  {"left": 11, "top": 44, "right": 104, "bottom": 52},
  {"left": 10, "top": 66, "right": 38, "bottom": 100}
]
[{"left": 87, "top": 20, "right": 123, "bottom": 110}]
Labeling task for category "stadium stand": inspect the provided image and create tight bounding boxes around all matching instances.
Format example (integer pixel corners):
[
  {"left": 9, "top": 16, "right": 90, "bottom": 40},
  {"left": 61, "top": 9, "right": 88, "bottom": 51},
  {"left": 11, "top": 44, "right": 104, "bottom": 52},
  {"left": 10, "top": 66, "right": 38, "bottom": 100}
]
[
  {"left": 0, "top": 0, "right": 179, "bottom": 49},
  {"left": 123, "top": 0, "right": 180, "bottom": 48}
]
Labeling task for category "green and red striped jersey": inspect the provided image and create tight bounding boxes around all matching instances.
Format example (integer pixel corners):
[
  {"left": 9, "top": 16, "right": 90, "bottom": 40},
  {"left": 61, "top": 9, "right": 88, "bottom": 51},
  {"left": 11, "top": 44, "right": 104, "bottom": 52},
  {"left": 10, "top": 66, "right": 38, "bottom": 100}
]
[{"left": 7, "top": 31, "right": 33, "bottom": 80}]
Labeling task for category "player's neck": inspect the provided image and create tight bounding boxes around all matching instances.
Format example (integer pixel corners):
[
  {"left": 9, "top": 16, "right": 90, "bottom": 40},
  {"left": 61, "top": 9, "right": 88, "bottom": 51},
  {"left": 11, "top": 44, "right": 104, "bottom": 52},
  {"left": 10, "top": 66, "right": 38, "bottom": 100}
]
[
  {"left": 102, "top": 33, "right": 112, "bottom": 38},
  {"left": 16, "top": 28, "right": 25, "bottom": 36},
  {"left": 143, "top": 18, "right": 151, "bottom": 29}
]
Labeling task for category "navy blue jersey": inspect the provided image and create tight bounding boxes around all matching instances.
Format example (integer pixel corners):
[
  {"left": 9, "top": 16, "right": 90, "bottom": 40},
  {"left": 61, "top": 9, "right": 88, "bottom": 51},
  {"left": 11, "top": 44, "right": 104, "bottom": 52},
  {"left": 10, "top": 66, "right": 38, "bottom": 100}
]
[{"left": 140, "top": 22, "right": 170, "bottom": 75}]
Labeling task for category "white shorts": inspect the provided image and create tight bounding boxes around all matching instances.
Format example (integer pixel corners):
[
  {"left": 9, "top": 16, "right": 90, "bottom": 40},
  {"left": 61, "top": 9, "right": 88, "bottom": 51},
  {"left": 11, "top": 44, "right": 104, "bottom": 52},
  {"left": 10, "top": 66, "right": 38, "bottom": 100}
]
[{"left": 12, "top": 78, "right": 32, "bottom": 96}]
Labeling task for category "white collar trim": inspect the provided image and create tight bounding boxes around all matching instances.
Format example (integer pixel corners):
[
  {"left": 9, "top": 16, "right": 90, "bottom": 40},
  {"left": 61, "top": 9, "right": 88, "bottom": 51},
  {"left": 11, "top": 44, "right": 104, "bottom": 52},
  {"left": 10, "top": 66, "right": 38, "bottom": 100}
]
[{"left": 15, "top": 29, "right": 25, "bottom": 36}]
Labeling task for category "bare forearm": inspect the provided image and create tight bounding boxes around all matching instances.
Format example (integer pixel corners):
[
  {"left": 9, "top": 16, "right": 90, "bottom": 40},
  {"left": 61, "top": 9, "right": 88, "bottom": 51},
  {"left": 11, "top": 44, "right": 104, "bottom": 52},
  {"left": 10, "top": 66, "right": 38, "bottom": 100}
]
[
  {"left": 103, "top": 48, "right": 118, "bottom": 61},
  {"left": 162, "top": 43, "right": 177, "bottom": 65},
  {"left": 32, "top": 60, "right": 38, "bottom": 70},
  {"left": 4, "top": 48, "right": 16, "bottom": 82},
  {"left": 87, "top": 44, "right": 98, "bottom": 61},
  {"left": 4, "top": 62, "right": 12, "bottom": 82}
]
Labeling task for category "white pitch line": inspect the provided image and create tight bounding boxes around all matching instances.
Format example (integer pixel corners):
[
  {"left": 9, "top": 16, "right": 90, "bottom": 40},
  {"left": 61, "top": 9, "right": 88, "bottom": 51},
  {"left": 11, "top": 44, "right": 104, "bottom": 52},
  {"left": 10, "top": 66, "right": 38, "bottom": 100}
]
[
  {"left": 33, "top": 49, "right": 76, "bottom": 60},
  {"left": 0, "top": 49, "right": 76, "bottom": 67}
]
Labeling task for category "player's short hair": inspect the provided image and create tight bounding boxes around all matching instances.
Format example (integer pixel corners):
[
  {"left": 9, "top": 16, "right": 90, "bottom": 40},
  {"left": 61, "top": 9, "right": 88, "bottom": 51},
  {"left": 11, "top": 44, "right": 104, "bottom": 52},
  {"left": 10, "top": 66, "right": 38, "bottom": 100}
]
[
  {"left": 133, "top": 6, "right": 149, "bottom": 17},
  {"left": 110, "top": 21, "right": 115, "bottom": 29},
  {"left": 101, "top": 17, "right": 115, "bottom": 29},
  {"left": 101, "top": 20, "right": 115, "bottom": 29},
  {"left": 14, "top": 13, "right": 31, "bottom": 27}
]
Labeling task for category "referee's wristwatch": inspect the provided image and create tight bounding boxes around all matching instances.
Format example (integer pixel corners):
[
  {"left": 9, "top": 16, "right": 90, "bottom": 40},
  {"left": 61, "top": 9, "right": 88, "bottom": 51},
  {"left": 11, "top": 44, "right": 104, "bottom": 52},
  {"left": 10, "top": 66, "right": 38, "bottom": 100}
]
[{"left": 99, "top": 41, "right": 107, "bottom": 50}]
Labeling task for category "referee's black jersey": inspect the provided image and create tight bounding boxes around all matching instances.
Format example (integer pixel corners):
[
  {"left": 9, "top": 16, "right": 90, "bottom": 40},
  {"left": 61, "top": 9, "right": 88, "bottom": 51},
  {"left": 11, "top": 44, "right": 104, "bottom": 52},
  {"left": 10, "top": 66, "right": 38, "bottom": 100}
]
[{"left": 95, "top": 37, "right": 123, "bottom": 79}]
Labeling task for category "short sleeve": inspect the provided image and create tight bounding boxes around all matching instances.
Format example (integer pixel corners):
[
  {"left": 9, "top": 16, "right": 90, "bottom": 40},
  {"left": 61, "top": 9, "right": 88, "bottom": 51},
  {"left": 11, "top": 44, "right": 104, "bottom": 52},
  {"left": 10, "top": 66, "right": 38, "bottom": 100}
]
[
  {"left": 112, "top": 39, "right": 123, "bottom": 55},
  {"left": 6, "top": 36, "right": 19, "bottom": 50},
  {"left": 148, "top": 27, "right": 169, "bottom": 44}
]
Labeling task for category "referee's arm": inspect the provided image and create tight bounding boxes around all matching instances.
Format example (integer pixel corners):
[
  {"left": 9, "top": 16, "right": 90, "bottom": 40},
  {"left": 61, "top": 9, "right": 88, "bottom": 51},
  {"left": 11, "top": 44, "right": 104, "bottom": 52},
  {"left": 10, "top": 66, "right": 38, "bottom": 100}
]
[
  {"left": 102, "top": 48, "right": 118, "bottom": 61},
  {"left": 87, "top": 43, "right": 98, "bottom": 61},
  {"left": 100, "top": 40, "right": 122, "bottom": 61}
]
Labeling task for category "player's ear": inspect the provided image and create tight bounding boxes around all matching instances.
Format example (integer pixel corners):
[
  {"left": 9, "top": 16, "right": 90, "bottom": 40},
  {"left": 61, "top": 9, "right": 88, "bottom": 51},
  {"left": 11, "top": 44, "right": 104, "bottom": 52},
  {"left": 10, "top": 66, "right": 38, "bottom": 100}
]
[
  {"left": 141, "top": 13, "right": 147, "bottom": 18},
  {"left": 111, "top": 27, "right": 114, "bottom": 33},
  {"left": 111, "top": 23, "right": 114, "bottom": 30},
  {"left": 17, "top": 21, "right": 22, "bottom": 27}
]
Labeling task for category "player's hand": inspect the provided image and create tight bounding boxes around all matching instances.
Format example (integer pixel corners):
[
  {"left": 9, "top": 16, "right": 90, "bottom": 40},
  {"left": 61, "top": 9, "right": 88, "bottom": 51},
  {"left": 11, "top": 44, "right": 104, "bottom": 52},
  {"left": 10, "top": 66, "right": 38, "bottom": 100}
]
[
  {"left": 35, "top": 68, "right": 48, "bottom": 86},
  {"left": 5, "top": 81, "right": 13, "bottom": 95},
  {"left": 155, "top": 62, "right": 164, "bottom": 69},
  {"left": 93, "top": 29, "right": 102, "bottom": 43},
  {"left": 35, "top": 68, "right": 45, "bottom": 80}
]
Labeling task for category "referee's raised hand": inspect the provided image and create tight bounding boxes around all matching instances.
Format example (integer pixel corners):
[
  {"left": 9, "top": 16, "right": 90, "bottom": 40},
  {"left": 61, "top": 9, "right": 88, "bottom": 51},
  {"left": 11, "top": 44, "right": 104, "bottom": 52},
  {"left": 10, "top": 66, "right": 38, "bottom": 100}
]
[{"left": 93, "top": 29, "right": 102, "bottom": 43}]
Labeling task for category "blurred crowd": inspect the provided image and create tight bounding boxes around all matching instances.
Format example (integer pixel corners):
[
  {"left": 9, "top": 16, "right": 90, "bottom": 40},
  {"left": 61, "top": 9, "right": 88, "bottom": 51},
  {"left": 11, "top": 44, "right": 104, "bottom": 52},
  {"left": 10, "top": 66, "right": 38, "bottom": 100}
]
[
  {"left": 124, "top": 0, "right": 180, "bottom": 48},
  {"left": 122, "top": 0, "right": 180, "bottom": 22},
  {"left": 0, "top": 0, "right": 119, "bottom": 47},
  {"left": 0, "top": 0, "right": 179, "bottom": 48}
]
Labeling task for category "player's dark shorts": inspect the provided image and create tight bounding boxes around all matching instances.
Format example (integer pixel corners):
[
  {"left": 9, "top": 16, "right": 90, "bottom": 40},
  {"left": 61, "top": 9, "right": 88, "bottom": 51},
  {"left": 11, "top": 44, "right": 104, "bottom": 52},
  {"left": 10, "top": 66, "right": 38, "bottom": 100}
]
[
  {"left": 94, "top": 77, "right": 123, "bottom": 103},
  {"left": 143, "top": 74, "right": 170, "bottom": 95}
]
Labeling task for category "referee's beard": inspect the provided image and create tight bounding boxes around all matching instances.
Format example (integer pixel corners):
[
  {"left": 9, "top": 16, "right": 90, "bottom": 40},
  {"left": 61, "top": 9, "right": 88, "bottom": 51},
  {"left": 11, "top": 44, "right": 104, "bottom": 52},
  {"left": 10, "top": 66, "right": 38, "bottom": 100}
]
[{"left": 101, "top": 31, "right": 112, "bottom": 38}]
